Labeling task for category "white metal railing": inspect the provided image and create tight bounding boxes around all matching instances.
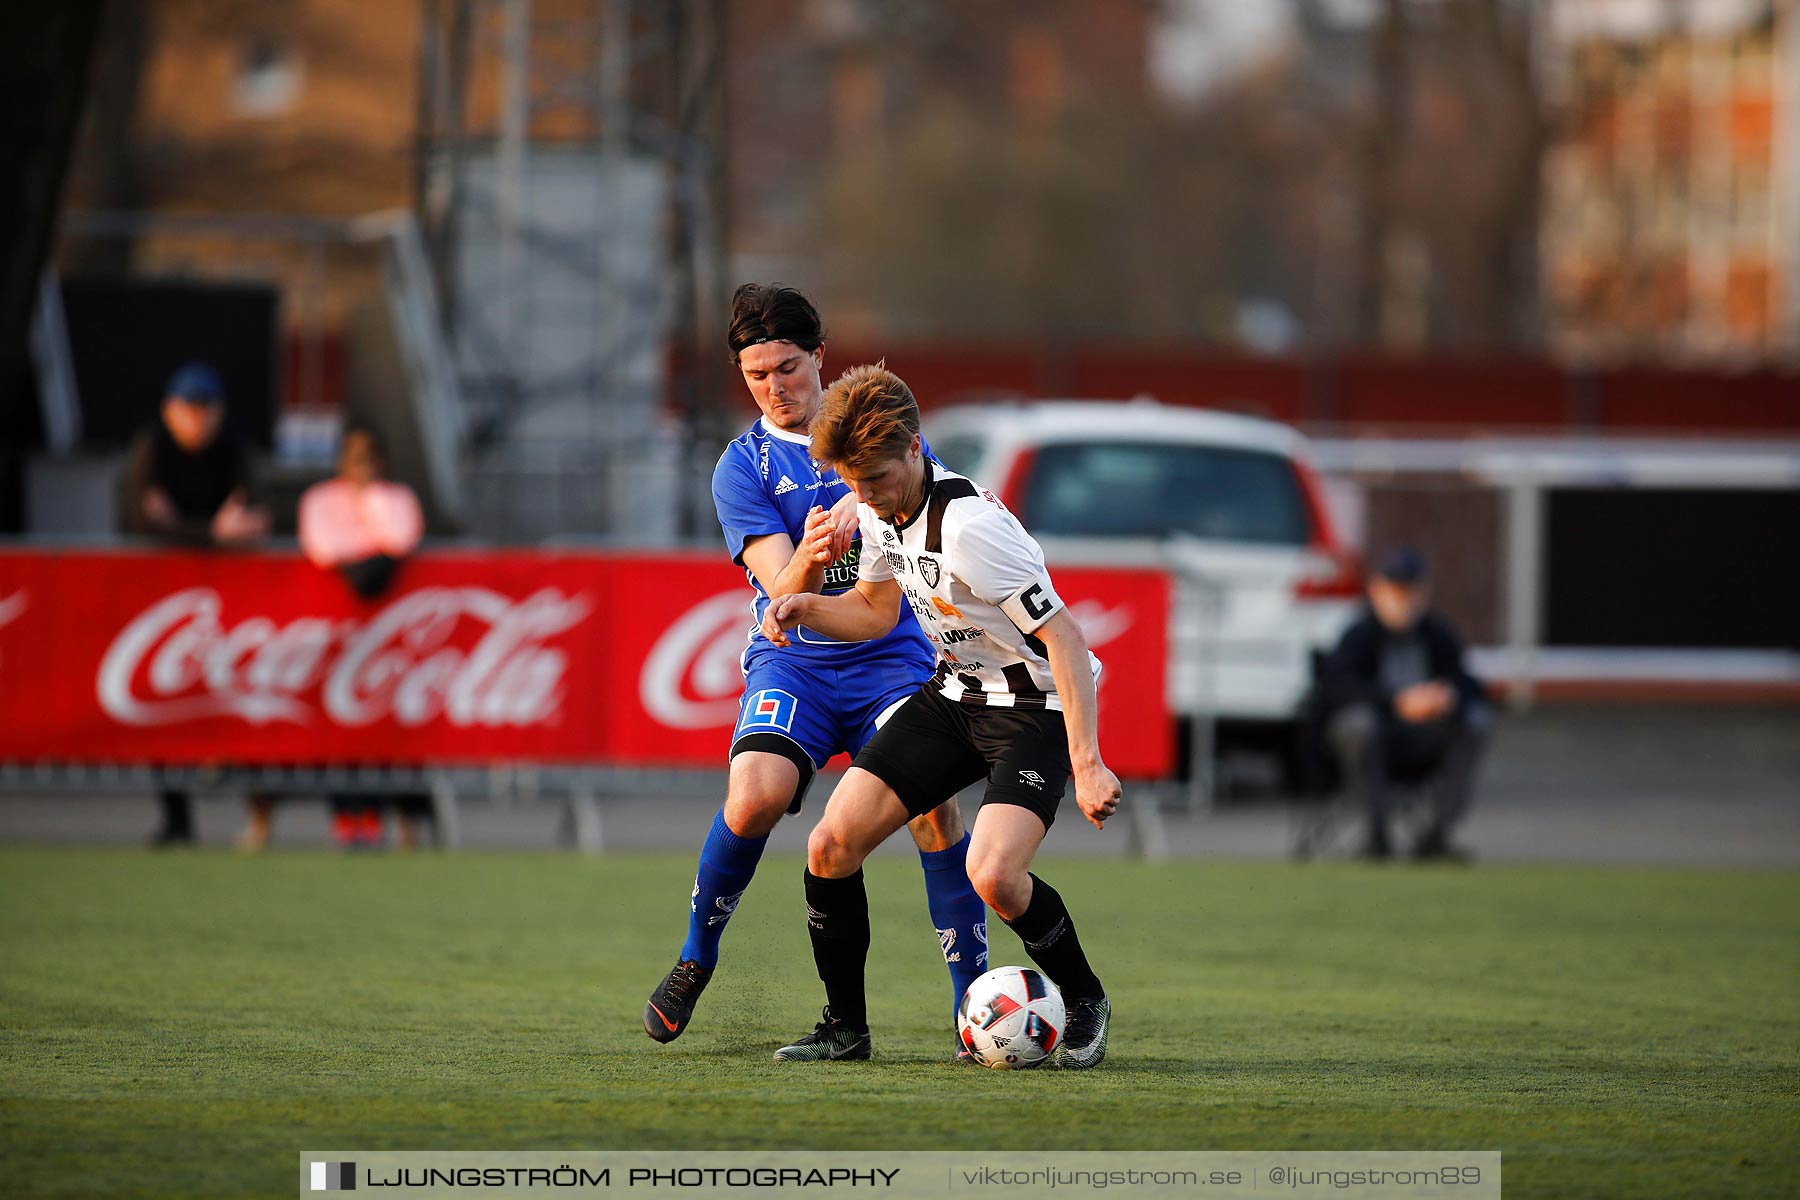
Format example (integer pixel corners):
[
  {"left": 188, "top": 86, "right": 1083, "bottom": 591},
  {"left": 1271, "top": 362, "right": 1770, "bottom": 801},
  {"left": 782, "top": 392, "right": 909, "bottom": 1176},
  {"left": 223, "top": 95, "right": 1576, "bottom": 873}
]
[
  {"left": 28, "top": 272, "right": 80, "bottom": 452},
  {"left": 1311, "top": 435, "right": 1800, "bottom": 705},
  {"left": 363, "top": 210, "right": 469, "bottom": 525}
]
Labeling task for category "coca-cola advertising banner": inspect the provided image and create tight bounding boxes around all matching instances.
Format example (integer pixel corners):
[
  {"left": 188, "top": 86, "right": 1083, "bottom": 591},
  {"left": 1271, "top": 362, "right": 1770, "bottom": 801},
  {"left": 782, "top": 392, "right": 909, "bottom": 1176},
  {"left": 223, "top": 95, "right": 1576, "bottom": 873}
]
[{"left": 0, "top": 550, "right": 1173, "bottom": 776}]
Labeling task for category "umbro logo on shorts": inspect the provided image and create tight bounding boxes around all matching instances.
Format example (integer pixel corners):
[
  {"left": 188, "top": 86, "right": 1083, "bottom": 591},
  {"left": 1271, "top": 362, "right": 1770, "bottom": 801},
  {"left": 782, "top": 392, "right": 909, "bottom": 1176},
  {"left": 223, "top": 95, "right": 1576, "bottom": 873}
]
[{"left": 1019, "top": 770, "right": 1046, "bottom": 790}]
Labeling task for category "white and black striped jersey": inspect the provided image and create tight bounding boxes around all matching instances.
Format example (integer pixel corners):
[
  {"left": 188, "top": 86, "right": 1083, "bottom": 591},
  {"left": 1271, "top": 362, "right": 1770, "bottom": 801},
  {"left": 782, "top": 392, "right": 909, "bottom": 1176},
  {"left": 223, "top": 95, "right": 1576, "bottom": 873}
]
[{"left": 856, "top": 461, "right": 1101, "bottom": 711}]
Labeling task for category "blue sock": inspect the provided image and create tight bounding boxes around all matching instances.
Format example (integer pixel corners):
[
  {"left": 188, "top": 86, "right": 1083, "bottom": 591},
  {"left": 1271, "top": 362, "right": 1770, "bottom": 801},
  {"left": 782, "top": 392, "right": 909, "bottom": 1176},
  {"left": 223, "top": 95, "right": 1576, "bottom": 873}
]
[
  {"left": 678, "top": 810, "right": 768, "bottom": 969},
  {"left": 918, "top": 832, "right": 988, "bottom": 1024}
]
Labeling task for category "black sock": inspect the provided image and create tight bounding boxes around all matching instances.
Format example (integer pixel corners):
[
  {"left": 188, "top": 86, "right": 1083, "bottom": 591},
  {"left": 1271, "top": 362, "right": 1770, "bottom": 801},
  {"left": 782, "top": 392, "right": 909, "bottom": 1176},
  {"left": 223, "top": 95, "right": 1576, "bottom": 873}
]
[
  {"left": 158, "top": 791, "right": 193, "bottom": 839},
  {"left": 1003, "top": 874, "right": 1103, "bottom": 1001},
  {"left": 803, "top": 868, "right": 870, "bottom": 1030}
]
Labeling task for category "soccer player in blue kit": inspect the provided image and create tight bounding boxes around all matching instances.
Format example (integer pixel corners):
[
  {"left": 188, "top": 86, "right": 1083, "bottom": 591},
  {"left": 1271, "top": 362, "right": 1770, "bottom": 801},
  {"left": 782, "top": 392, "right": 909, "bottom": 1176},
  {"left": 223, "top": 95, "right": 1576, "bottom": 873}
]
[{"left": 643, "top": 284, "right": 987, "bottom": 1052}]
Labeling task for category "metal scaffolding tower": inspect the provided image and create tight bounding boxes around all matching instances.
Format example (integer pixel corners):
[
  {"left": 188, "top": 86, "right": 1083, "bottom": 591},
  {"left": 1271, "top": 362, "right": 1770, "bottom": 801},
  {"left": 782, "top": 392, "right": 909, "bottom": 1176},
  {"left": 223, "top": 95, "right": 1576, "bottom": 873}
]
[{"left": 414, "top": 0, "right": 727, "bottom": 542}]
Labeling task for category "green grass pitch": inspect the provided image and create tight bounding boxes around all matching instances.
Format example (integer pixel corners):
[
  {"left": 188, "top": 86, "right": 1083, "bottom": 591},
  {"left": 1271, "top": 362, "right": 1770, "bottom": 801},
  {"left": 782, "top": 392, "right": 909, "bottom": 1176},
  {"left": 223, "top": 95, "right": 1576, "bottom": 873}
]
[{"left": 2, "top": 847, "right": 1796, "bottom": 1198}]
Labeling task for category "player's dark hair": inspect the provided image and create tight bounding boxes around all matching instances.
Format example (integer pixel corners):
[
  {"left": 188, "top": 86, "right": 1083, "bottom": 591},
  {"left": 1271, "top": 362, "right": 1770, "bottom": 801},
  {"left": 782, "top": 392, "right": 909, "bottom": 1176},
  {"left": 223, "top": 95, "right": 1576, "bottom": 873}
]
[
  {"left": 811, "top": 363, "right": 920, "bottom": 476},
  {"left": 726, "top": 283, "right": 826, "bottom": 363}
]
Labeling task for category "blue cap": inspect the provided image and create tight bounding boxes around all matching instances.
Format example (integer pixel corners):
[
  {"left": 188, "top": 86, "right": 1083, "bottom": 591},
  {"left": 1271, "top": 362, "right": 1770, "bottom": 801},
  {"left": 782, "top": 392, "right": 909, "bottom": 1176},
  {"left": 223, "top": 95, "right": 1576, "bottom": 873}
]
[
  {"left": 1376, "top": 547, "right": 1427, "bottom": 584},
  {"left": 165, "top": 362, "right": 224, "bottom": 404}
]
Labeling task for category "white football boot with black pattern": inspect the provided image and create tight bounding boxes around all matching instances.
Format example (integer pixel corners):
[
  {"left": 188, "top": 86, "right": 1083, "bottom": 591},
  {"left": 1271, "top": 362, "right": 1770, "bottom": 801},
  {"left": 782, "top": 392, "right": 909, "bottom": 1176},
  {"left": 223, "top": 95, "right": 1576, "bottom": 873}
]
[{"left": 1052, "top": 995, "right": 1109, "bottom": 1069}]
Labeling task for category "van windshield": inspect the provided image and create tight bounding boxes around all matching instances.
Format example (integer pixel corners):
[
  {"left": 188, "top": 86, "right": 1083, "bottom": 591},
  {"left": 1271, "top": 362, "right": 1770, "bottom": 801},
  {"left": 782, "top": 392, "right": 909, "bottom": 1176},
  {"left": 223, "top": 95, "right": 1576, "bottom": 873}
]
[{"left": 1018, "top": 441, "right": 1311, "bottom": 544}]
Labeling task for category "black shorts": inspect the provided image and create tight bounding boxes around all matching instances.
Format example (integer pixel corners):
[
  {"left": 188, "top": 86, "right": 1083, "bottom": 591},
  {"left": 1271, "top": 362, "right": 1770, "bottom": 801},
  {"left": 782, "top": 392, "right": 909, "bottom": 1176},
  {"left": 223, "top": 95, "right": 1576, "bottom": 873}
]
[{"left": 851, "top": 684, "right": 1072, "bottom": 829}]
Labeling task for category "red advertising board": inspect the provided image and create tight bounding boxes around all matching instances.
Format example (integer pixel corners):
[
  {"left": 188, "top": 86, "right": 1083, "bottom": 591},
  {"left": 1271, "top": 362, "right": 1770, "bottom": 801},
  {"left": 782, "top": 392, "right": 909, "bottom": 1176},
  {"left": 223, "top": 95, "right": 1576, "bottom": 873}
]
[{"left": 0, "top": 550, "right": 1173, "bottom": 777}]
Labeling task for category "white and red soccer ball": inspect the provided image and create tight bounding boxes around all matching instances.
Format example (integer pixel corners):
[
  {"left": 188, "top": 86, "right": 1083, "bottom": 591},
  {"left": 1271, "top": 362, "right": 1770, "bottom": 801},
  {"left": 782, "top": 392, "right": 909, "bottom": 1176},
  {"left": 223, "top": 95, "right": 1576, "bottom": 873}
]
[{"left": 957, "top": 965, "right": 1064, "bottom": 1069}]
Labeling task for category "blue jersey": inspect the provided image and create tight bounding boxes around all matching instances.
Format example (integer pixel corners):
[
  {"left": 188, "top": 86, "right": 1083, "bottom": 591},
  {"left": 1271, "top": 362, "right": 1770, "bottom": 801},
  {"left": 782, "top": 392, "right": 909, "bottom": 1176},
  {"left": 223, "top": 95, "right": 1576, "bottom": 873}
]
[{"left": 712, "top": 417, "right": 934, "bottom": 671}]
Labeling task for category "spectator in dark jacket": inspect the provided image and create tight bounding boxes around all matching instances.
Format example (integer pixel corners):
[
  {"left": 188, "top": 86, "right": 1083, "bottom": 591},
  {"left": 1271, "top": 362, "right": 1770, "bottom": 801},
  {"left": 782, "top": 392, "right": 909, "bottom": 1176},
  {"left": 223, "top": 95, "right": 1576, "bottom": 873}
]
[
  {"left": 120, "top": 363, "right": 270, "bottom": 846},
  {"left": 1322, "top": 548, "right": 1491, "bottom": 860},
  {"left": 122, "top": 363, "right": 269, "bottom": 546}
]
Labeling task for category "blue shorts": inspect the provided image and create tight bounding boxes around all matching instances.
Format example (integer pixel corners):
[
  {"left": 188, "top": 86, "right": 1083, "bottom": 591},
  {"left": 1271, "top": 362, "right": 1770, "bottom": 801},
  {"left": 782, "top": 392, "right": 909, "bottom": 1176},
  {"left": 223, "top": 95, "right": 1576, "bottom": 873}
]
[{"left": 730, "top": 649, "right": 934, "bottom": 813}]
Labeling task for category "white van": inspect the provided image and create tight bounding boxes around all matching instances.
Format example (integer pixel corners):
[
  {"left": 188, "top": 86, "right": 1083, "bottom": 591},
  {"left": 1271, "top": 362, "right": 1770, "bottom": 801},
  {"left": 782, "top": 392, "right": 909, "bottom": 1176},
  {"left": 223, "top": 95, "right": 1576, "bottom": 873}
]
[{"left": 926, "top": 400, "right": 1362, "bottom": 780}]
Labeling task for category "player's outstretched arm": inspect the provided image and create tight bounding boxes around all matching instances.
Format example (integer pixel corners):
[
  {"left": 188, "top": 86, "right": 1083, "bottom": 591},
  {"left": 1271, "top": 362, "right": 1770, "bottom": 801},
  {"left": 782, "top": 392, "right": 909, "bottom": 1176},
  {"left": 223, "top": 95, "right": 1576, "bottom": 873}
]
[
  {"left": 1035, "top": 609, "right": 1122, "bottom": 830},
  {"left": 740, "top": 505, "right": 837, "bottom": 603},
  {"left": 761, "top": 577, "right": 902, "bottom": 647}
]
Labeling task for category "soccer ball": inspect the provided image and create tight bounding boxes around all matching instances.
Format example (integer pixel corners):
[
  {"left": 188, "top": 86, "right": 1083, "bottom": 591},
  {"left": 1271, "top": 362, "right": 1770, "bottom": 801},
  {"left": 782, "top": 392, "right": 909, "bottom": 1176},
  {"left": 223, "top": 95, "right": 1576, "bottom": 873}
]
[{"left": 957, "top": 965, "right": 1064, "bottom": 1069}]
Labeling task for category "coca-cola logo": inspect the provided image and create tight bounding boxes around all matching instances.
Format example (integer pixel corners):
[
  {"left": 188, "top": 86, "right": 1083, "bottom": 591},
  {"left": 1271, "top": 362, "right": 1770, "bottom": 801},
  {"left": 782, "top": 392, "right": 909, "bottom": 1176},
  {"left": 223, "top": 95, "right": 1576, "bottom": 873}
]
[
  {"left": 639, "top": 591, "right": 752, "bottom": 729},
  {"left": 97, "top": 586, "right": 591, "bottom": 728},
  {"left": 1068, "top": 599, "right": 1133, "bottom": 649},
  {"left": 0, "top": 589, "right": 24, "bottom": 636},
  {"left": 0, "top": 589, "right": 25, "bottom": 669}
]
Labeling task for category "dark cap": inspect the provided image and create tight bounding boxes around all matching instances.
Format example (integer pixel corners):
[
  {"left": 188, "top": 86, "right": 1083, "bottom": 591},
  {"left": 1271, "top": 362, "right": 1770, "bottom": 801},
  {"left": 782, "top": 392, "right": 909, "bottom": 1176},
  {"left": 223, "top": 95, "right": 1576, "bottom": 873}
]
[
  {"left": 1375, "top": 546, "right": 1427, "bottom": 584},
  {"left": 165, "top": 362, "right": 224, "bottom": 405}
]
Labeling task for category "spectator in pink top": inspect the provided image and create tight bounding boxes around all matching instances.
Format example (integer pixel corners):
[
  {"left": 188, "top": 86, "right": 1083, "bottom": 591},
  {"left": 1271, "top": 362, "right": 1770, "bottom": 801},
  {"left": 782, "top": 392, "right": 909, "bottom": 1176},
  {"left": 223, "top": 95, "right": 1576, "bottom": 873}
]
[
  {"left": 299, "top": 421, "right": 423, "bottom": 599},
  {"left": 292, "top": 421, "right": 433, "bottom": 849}
]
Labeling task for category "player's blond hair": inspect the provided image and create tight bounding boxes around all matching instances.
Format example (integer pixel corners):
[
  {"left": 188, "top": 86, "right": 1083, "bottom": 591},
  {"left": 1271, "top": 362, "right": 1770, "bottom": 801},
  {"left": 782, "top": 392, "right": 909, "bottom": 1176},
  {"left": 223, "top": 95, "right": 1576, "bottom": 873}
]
[{"left": 810, "top": 363, "right": 920, "bottom": 476}]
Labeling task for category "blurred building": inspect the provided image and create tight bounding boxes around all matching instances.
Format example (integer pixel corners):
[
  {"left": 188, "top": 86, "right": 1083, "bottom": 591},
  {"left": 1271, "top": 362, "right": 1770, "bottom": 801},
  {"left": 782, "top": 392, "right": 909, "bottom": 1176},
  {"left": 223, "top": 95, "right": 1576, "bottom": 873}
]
[
  {"left": 46, "top": 0, "right": 430, "bottom": 532},
  {"left": 33, "top": 0, "right": 1800, "bottom": 559},
  {"left": 61, "top": 0, "right": 418, "bottom": 366},
  {"left": 725, "top": 0, "right": 1155, "bottom": 306},
  {"left": 1541, "top": 0, "right": 1800, "bottom": 361},
  {"left": 54, "top": 0, "right": 725, "bottom": 542}
]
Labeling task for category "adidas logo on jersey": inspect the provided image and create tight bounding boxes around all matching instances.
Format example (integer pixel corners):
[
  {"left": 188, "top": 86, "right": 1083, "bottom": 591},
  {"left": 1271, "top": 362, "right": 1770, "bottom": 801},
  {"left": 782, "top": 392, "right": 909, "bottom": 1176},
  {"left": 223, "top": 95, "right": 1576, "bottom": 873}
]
[{"left": 773, "top": 475, "right": 798, "bottom": 496}]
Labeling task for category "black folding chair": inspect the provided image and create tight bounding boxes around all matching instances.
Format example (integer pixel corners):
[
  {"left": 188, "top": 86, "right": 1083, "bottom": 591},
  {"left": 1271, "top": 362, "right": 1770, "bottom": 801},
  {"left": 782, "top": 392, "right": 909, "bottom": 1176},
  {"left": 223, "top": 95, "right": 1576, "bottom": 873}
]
[{"left": 1287, "top": 651, "right": 1435, "bottom": 860}]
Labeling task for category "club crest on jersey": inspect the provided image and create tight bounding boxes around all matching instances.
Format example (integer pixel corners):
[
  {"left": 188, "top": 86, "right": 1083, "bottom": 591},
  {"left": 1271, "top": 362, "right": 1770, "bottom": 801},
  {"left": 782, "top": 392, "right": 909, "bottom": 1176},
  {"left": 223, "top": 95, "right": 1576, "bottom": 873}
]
[
  {"left": 740, "top": 688, "right": 798, "bottom": 732},
  {"left": 917, "top": 555, "right": 941, "bottom": 587}
]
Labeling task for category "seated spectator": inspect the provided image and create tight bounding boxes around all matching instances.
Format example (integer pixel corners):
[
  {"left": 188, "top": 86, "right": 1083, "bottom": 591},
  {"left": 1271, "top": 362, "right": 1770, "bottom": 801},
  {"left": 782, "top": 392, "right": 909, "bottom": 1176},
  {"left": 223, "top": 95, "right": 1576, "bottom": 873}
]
[
  {"left": 121, "top": 363, "right": 270, "bottom": 847},
  {"left": 123, "top": 362, "right": 269, "bottom": 546},
  {"left": 1322, "top": 548, "right": 1491, "bottom": 861},
  {"left": 298, "top": 422, "right": 430, "bottom": 849},
  {"left": 299, "top": 420, "right": 423, "bottom": 597}
]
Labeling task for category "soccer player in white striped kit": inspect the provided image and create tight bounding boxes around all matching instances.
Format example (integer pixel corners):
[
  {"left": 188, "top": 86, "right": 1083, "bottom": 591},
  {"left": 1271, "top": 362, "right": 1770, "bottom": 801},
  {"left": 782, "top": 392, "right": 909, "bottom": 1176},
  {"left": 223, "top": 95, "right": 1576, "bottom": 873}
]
[{"left": 761, "top": 364, "right": 1120, "bottom": 1068}]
